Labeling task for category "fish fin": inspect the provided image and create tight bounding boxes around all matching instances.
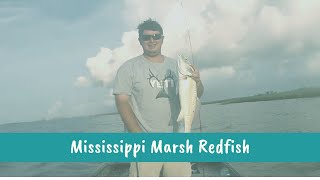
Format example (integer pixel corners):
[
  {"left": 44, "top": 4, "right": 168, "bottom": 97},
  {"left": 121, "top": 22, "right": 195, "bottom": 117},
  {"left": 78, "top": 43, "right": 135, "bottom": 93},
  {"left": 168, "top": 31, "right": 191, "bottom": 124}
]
[{"left": 177, "top": 110, "right": 184, "bottom": 122}]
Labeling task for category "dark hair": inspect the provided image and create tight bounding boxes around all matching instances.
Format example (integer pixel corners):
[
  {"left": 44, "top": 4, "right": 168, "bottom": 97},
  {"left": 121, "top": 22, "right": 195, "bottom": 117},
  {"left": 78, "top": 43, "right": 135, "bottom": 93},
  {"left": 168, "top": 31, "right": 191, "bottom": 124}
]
[{"left": 137, "top": 18, "right": 163, "bottom": 37}]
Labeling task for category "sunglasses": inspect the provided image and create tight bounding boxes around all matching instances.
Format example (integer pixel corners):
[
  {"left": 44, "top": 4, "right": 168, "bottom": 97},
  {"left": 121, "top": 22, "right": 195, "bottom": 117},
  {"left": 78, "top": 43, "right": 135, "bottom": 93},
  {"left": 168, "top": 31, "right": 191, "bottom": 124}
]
[{"left": 140, "top": 34, "right": 163, "bottom": 41}]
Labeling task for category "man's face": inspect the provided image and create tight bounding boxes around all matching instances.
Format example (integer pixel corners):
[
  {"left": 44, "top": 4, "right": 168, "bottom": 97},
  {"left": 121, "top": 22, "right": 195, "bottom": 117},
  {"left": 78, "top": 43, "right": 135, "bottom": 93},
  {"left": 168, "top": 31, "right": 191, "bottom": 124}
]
[{"left": 139, "top": 30, "right": 163, "bottom": 57}]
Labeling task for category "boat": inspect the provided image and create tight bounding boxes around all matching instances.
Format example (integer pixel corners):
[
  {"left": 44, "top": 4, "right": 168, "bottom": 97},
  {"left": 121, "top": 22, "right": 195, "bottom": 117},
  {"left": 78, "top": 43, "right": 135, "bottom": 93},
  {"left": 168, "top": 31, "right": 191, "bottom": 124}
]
[
  {"left": 94, "top": 162, "right": 241, "bottom": 177},
  {"left": 90, "top": 98, "right": 241, "bottom": 177}
]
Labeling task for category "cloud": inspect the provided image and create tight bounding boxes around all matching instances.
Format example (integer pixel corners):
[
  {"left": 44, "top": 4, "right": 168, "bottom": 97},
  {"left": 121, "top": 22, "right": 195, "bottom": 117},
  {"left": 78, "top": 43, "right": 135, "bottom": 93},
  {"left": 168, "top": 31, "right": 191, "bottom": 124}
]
[
  {"left": 46, "top": 100, "right": 63, "bottom": 120},
  {"left": 79, "top": 0, "right": 320, "bottom": 98},
  {"left": 45, "top": 97, "right": 116, "bottom": 120},
  {"left": 78, "top": 1, "right": 211, "bottom": 86},
  {"left": 74, "top": 76, "right": 91, "bottom": 87},
  {"left": 307, "top": 53, "right": 320, "bottom": 75},
  {"left": 201, "top": 66, "right": 235, "bottom": 81},
  {"left": 0, "top": 5, "right": 33, "bottom": 24},
  {"left": 77, "top": 31, "right": 142, "bottom": 87},
  {"left": 85, "top": 47, "right": 113, "bottom": 85},
  {"left": 123, "top": 0, "right": 213, "bottom": 57}
]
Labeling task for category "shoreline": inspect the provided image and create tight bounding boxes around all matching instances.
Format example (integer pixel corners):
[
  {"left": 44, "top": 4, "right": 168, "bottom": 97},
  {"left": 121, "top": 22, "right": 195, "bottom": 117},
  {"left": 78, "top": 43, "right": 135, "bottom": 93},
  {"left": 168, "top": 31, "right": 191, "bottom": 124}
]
[{"left": 202, "top": 87, "right": 320, "bottom": 105}]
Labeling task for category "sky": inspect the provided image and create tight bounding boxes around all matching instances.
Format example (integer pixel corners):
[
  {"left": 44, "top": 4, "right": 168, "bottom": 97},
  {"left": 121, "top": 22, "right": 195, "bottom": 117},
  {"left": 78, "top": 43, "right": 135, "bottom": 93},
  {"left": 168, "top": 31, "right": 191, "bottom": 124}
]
[{"left": 1, "top": 0, "right": 320, "bottom": 125}]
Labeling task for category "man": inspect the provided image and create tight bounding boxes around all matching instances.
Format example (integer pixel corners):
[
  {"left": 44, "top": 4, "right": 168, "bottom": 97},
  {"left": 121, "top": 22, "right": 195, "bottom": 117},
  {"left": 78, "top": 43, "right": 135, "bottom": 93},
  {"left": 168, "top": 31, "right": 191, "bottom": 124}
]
[{"left": 113, "top": 18, "right": 204, "bottom": 177}]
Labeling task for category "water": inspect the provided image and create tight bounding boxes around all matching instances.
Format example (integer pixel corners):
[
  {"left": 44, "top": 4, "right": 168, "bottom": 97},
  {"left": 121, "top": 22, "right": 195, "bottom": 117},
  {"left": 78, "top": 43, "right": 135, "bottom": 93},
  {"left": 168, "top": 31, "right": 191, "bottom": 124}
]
[
  {"left": 200, "top": 97, "right": 320, "bottom": 177},
  {"left": 0, "top": 114, "right": 124, "bottom": 177},
  {"left": 200, "top": 97, "right": 320, "bottom": 132},
  {"left": 0, "top": 98, "right": 320, "bottom": 176}
]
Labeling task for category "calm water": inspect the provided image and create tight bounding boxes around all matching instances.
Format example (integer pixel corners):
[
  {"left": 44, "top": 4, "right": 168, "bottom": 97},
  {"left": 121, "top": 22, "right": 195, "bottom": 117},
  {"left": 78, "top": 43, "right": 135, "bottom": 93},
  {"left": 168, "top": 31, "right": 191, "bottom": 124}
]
[
  {"left": 201, "top": 97, "right": 320, "bottom": 177},
  {"left": 0, "top": 98, "right": 320, "bottom": 176}
]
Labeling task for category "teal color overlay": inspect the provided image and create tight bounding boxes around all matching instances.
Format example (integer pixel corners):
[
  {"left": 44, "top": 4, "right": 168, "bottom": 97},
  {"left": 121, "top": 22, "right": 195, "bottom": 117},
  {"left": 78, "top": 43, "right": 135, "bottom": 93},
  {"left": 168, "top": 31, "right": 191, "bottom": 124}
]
[{"left": 0, "top": 133, "right": 319, "bottom": 162}]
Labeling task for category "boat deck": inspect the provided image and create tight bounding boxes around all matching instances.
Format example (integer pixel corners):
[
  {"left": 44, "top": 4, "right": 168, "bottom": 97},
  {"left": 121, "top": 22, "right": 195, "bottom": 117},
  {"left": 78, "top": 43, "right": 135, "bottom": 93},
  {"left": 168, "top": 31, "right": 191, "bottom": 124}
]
[{"left": 94, "top": 162, "right": 240, "bottom": 177}]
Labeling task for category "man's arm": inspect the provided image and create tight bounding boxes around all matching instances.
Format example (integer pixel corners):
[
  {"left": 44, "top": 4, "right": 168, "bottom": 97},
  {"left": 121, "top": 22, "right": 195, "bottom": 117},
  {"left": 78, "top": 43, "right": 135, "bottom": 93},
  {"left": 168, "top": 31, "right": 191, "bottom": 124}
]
[{"left": 115, "top": 94, "right": 143, "bottom": 132}]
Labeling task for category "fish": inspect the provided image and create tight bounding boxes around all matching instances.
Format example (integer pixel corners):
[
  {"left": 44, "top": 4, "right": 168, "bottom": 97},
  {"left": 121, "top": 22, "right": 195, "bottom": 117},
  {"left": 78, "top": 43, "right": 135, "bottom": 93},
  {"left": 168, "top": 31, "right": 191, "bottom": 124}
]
[{"left": 176, "top": 55, "right": 198, "bottom": 132}]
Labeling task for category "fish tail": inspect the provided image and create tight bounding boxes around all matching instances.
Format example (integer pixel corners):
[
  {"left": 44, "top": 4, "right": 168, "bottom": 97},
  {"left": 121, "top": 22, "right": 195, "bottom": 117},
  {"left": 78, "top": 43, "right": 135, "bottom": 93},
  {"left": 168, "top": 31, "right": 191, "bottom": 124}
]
[{"left": 185, "top": 124, "right": 192, "bottom": 133}]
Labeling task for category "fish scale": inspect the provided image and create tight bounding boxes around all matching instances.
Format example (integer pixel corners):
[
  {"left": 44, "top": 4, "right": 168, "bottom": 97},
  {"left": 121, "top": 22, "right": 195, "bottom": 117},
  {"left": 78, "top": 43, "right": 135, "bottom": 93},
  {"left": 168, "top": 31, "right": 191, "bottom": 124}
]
[{"left": 177, "top": 55, "right": 198, "bottom": 133}]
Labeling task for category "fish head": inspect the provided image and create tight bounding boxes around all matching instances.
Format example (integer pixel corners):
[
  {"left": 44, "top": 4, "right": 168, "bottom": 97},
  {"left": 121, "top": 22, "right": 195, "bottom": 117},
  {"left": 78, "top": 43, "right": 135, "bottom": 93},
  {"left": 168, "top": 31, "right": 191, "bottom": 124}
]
[{"left": 177, "top": 55, "right": 194, "bottom": 77}]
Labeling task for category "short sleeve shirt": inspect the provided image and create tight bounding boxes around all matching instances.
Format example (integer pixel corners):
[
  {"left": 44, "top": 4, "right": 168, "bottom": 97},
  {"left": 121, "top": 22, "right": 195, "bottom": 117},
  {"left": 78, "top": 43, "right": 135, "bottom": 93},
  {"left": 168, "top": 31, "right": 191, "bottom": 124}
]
[{"left": 113, "top": 55, "right": 180, "bottom": 132}]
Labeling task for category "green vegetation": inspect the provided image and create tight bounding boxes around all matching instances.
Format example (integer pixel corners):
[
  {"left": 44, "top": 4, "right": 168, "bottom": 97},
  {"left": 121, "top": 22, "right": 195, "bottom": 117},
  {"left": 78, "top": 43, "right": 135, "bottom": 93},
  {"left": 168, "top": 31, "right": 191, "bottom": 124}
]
[{"left": 202, "top": 87, "right": 320, "bottom": 105}]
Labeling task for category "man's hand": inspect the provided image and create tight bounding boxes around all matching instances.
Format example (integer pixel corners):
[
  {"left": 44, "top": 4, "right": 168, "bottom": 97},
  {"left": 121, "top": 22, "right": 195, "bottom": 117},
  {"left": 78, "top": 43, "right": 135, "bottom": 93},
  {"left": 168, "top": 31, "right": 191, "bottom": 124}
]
[
  {"left": 190, "top": 65, "right": 204, "bottom": 98},
  {"left": 191, "top": 67, "right": 201, "bottom": 84}
]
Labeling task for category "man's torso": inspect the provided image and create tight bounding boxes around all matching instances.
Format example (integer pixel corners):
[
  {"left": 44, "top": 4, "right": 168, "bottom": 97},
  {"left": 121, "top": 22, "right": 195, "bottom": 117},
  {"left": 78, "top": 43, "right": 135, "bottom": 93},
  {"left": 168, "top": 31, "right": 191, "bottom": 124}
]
[{"left": 114, "top": 55, "right": 180, "bottom": 132}]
